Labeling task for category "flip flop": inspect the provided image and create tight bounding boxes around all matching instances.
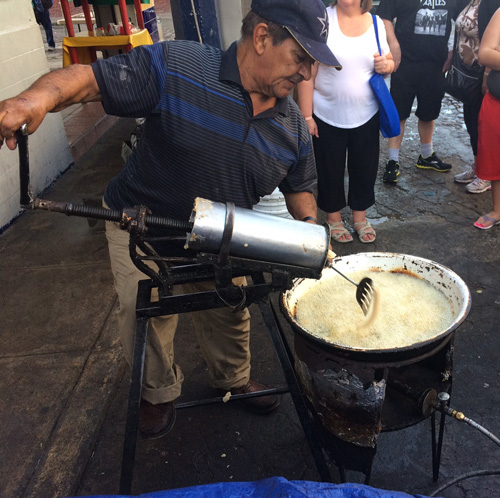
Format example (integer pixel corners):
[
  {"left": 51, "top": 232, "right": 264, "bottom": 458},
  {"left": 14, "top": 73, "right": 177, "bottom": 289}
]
[
  {"left": 353, "top": 220, "right": 376, "bottom": 243},
  {"left": 474, "top": 214, "right": 500, "bottom": 230},
  {"left": 328, "top": 221, "right": 353, "bottom": 243}
]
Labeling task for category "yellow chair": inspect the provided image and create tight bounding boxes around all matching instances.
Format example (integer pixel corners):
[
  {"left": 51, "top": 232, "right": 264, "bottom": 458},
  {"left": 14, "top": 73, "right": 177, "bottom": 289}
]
[
  {"left": 62, "top": 29, "right": 153, "bottom": 66},
  {"left": 60, "top": 0, "right": 153, "bottom": 65}
]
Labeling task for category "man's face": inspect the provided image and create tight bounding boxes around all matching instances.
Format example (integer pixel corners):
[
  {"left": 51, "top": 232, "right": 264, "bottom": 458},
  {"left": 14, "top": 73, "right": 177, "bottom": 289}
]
[{"left": 257, "top": 37, "right": 314, "bottom": 99}]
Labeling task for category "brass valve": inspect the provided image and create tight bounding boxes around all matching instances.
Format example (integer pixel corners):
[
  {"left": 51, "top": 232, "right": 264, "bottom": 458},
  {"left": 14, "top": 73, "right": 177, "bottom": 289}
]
[{"left": 449, "top": 409, "right": 465, "bottom": 421}]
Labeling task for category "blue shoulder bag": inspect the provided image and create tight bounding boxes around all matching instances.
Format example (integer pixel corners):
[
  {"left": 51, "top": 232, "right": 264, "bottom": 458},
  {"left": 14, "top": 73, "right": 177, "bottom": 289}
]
[{"left": 369, "top": 14, "right": 400, "bottom": 138}]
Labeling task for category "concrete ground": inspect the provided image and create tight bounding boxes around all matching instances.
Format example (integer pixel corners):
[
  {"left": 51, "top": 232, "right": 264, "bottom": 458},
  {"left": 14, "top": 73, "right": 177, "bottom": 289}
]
[{"left": 2, "top": 11, "right": 500, "bottom": 498}]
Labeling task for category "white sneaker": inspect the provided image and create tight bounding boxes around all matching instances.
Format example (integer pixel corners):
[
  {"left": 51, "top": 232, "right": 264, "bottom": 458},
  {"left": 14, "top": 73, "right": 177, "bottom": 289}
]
[
  {"left": 48, "top": 46, "right": 56, "bottom": 52},
  {"left": 465, "top": 177, "right": 492, "bottom": 194},
  {"left": 454, "top": 167, "right": 476, "bottom": 184}
]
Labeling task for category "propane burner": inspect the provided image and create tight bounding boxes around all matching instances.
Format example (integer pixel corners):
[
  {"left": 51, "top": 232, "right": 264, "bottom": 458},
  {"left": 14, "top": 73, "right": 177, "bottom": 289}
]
[{"left": 294, "top": 335, "right": 454, "bottom": 480}]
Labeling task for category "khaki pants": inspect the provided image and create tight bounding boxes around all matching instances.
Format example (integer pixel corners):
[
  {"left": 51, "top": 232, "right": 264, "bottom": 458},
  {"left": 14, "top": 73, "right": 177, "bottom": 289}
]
[{"left": 105, "top": 217, "right": 251, "bottom": 404}]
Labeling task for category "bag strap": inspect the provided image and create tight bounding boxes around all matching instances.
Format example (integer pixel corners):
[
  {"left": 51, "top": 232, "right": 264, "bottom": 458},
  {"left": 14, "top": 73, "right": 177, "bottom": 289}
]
[{"left": 372, "top": 14, "right": 382, "bottom": 56}]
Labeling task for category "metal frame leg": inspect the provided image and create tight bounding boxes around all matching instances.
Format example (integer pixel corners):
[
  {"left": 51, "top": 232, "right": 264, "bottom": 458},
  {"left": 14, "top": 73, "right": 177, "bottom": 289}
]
[
  {"left": 119, "top": 316, "right": 148, "bottom": 495},
  {"left": 118, "top": 274, "right": 333, "bottom": 492},
  {"left": 258, "top": 297, "right": 332, "bottom": 482},
  {"left": 431, "top": 408, "right": 447, "bottom": 482}
]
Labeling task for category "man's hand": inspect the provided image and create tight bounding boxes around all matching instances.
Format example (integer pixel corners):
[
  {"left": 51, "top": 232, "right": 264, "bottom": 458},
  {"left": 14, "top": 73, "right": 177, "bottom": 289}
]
[
  {"left": 305, "top": 117, "right": 319, "bottom": 138},
  {"left": 391, "top": 46, "right": 401, "bottom": 71},
  {"left": 382, "top": 19, "right": 401, "bottom": 71},
  {"left": 283, "top": 191, "right": 318, "bottom": 223},
  {"left": 442, "top": 50, "right": 453, "bottom": 73},
  {"left": 0, "top": 93, "right": 47, "bottom": 150}
]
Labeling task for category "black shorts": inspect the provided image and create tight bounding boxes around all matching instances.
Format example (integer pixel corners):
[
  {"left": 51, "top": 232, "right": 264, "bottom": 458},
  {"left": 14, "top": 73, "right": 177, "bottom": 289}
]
[{"left": 390, "top": 58, "right": 446, "bottom": 122}]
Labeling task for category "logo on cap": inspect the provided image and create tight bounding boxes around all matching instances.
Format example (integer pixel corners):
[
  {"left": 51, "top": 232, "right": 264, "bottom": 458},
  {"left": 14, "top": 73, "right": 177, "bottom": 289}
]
[{"left": 317, "top": 12, "right": 328, "bottom": 40}]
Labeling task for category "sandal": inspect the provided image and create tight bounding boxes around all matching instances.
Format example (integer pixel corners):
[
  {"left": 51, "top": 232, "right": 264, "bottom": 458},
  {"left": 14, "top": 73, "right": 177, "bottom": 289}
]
[
  {"left": 353, "top": 220, "right": 376, "bottom": 244},
  {"left": 328, "top": 221, "right": 353, "bottom": 243},
  {"left": 474, "top": 214, "right": 500, "bottom": 230}
]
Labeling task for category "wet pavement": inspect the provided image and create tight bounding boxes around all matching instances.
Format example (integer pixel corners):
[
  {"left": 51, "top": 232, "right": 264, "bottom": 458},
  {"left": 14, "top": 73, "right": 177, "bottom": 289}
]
[{"left": 1, "top": 16, "right": 500, "bottom": 498}]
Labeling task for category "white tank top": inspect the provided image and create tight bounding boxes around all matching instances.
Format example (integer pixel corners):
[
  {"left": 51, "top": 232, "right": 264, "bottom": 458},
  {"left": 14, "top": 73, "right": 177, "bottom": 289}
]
[{"left": 313, "top": 6, "right": 390, "bottom": 129}]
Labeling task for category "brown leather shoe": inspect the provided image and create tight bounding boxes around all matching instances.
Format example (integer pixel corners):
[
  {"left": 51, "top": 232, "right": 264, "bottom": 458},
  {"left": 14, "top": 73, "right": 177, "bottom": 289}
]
[
  {"left": 228, "top": 380, "right": 280, "bottom": 414},
  {"left": 139, "top": 399, "right": 176, "bottom": 439}
]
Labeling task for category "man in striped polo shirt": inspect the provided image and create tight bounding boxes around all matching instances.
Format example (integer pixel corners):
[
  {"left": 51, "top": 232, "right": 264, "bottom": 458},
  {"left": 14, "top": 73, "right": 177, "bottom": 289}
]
[{"left": 0, "top": 0, "right": 340, "bottom": 439}]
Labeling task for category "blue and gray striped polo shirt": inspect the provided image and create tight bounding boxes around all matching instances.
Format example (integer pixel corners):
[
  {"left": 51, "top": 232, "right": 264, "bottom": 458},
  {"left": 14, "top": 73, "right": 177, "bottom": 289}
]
[{"left": 93, "top": 40, "right": 316, "bottom": 226}]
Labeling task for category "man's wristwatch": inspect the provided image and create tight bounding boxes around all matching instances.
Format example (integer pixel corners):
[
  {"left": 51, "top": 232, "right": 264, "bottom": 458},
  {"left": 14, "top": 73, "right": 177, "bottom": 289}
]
[{"left": 301, "top": 216, "right": 317, "bottom": 223}]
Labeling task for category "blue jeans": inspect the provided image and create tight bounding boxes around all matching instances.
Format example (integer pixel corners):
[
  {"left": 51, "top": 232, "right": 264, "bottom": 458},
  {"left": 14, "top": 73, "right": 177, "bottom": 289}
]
[{"left": 35, "top": 10, "right": 55, "bottom": 48}]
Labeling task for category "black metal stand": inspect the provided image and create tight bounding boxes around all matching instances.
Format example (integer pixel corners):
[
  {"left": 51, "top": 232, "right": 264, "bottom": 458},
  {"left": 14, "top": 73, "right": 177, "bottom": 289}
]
[
  {"left": 118, "top": 266, "right": 332, "bottom": 495},
  {"left": 12, "top": 172, "right": 331, "bottom": 494},
  {"left": 431, "top": 397, "right": 449, "bottom": 482}
]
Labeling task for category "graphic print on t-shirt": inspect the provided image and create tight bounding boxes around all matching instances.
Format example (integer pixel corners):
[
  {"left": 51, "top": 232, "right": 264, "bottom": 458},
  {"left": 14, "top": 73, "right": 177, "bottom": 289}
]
[{"left": 414, "top": 9, "right": 448, "bottom": 36}]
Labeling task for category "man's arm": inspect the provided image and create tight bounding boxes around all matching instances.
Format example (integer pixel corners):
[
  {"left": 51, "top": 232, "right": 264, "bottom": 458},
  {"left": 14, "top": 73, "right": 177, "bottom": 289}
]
[
  {"left": 283, "top": 191, "right": 318, "bottom": 223},
  {"left": 382, "top": 20, "right": 401, "bottom": 71},
  {"left": 0, "top": 64, "right": 100, "bottom": 150},
  {"left": 296, "top": 63, "right": 319, "bottom": 137}
]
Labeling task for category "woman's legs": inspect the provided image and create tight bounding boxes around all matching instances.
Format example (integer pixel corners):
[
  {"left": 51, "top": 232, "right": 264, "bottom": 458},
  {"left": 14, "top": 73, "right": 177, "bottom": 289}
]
[
  {"left": 313, "top": 117, "right": 352, "bottom": 242},
  {"left": 475, "top": 180, "right": 500, "bottom": 227},
  {"left": 347, "top": 114, "right": 380, "bottom": 242},
  {"left": 313, "top": 114, "right": 379, "bottom": 242},
  {"left": 474, "top": 93, "right": 500, "bottom": 227},
  {"left": 313, "top": 117, "right": 348, "bottom": 214}
]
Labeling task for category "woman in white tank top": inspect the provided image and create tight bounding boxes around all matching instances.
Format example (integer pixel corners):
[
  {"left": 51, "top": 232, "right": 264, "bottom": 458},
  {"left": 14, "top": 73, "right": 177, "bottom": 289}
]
[{"left": 297, "top": 0, "right": 394, "bottom": 243}]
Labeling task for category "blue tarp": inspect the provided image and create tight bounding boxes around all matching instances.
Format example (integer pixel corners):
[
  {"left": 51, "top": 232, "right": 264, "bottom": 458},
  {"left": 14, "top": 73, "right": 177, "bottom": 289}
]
[{"left": 65, "top": 476, "right": 440, "bottom": 498}]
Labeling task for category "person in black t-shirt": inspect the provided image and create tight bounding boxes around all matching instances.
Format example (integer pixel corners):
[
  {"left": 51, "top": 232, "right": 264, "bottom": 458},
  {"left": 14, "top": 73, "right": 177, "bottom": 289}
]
[{"left": 377, "top": 0, "right": 460, "bottom": 183}]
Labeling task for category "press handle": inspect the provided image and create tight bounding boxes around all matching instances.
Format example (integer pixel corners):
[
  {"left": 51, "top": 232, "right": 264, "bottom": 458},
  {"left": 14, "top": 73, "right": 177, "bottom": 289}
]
[{"left": 16, "top": 124, "right": 31, "bottom": 208}]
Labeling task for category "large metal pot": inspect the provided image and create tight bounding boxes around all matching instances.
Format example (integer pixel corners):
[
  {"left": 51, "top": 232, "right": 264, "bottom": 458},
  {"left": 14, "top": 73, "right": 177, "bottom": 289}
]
[
  {"left": 280, "top": 252, "right": 471, "bottom": 451},
  {"left": 281, "top": 252, "right": 471, "bottom": 365}
]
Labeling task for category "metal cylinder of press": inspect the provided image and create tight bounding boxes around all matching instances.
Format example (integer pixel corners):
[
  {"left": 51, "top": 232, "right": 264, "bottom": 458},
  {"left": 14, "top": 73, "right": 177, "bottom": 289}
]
[{"left": 186, "top": 197, "right": 329, "bottom": 271}]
